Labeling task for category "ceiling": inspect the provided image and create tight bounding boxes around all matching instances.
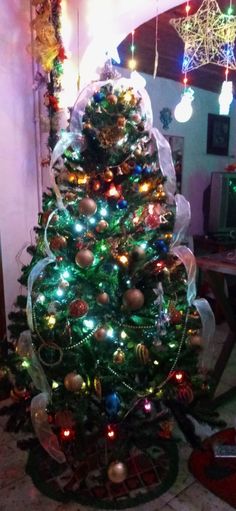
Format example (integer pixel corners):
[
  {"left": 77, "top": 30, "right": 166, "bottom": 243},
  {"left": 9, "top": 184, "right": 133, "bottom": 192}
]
[{"left": 118, "top": 0, "right": 236, "bottom": 94}]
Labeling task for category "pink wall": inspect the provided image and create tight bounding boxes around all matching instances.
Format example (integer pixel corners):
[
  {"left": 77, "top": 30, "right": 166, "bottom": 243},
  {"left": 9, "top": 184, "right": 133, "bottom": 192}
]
[{"left": 0, "top": 1, "right": 39, "bottom": 323}]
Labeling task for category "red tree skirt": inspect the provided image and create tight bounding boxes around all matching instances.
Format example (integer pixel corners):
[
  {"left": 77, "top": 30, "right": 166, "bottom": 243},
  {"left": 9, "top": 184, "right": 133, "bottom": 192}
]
[{"left": 26, "top": 438, "right": 178, "bottom": 508}]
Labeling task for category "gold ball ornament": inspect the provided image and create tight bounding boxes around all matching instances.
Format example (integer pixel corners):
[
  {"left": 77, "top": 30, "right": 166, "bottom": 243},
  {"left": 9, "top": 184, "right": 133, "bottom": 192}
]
[
  {"left": 96, "top": 220, "right": 108, "bottom": 233},
  {"left": 104, "top": 169, "right": 114, "bottom": 182},
  {"left": 94, "top": 327, "right": 107, "bottom": 341},
  {"left": 75, "top": 249, "right": 94, "bottom": 268},
  {"left": 50, "top": 235, "right": 67, "bottom": 251},
  {"left": 64, "top": 372, "right": 84, "bottom": 392},
  {"left": 136, "top": 343, "right": 150, "bottom": 364},
  {"left": 96, "top": 292, "right": 110, "bottom": 305},
  {"left": 107, "top": 461, "right": 128, "bottom": 484},
  {"left": 113, "top": 348, "right": 125, "bottom": 364},
  {"left": 123, "top": 288, "right": 144, "bottom": 311},
  {"left": 78, "top": 197, "right": 97, "bottom": 216}
]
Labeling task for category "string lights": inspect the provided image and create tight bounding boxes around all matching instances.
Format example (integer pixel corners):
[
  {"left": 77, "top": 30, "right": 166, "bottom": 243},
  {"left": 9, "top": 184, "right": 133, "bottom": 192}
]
[
  {"left": 174, "top": 1, "right": 194, "bottom": 123},
  {"left": 219, "top": 0, "right": 234, "bottom": 115},
  {"left": 128, "top": 30, "right": 136, "bottom": 71}
]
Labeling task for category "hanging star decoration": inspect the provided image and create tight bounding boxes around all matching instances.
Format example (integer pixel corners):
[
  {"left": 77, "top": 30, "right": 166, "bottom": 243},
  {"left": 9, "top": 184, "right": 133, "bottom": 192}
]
[{"left": 170, "top": 0, "right": 236, "bottom": 73}]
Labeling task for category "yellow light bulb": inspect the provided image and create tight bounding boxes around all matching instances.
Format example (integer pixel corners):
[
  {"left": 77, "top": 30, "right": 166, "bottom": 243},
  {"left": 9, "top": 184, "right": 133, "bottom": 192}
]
[
  {"left": 46, "top": 314, "right": 56, "bottom": 328},
  {"left": 119, "top": 255, "right": 129, "bottom": 265},
  {"left": 128, "top": 58, "right": 136, "bottom": 71},
  {"left": 139, "top": 182, "right": 150, "bottom": 193}
]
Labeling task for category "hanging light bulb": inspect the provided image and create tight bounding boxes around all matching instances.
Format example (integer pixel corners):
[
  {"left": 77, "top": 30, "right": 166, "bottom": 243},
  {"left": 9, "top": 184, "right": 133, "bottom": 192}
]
[
  {"left": 219, "top": 80, "right": 233, "bottom": 115},
  {"left": 174, "top": 87, "right": 194, "bottom": 123}
]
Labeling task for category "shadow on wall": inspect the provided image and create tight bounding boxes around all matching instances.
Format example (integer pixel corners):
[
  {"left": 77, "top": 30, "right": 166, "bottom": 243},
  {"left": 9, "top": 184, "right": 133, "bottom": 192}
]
[{"left": 187, "top": 171, "right": 210, "bottom": 236}]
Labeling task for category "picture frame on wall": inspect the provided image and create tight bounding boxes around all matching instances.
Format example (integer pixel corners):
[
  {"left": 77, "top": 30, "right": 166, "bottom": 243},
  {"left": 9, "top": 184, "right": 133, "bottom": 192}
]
[{"left": 207, "top": 113, "right": 230, "bottom": 156}]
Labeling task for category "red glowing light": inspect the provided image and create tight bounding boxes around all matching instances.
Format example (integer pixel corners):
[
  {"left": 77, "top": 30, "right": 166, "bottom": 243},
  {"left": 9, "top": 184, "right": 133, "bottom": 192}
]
[
  {"left": 183, "top": 77, "right": 188, "bottom": 85},
  {"left": 175, "top": 372, "right": 184, "bottom": 383},
  {"left": 63, "top": 429, "right": 71, "bottom": 437},
  {"left": 107, "top": 425, "right": 116, "bottom": 439}
]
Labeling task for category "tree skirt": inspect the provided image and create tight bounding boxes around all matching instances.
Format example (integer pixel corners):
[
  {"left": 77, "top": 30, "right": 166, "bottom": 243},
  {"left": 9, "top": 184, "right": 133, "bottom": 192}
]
[
  {"left": 26, "top": 439, "right": 178, "bottom": 509},
  {"left": 189, "top": 428, "right": 236, "bottom": 509}
]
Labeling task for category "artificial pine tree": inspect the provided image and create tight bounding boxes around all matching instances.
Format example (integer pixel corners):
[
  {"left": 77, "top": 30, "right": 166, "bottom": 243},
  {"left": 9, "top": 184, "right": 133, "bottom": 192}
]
[{"left": 12, "top": 68, "right": 215, "bottom": 501}]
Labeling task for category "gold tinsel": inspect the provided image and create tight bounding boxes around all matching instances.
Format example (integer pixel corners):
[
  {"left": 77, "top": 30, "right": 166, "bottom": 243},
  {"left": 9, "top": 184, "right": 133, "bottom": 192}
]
[{"left": 29, "top": 0, "right": 60, "bottom": 72}]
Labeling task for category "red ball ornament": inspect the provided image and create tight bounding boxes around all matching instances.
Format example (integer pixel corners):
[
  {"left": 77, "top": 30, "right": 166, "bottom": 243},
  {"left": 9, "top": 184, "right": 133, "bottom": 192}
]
[
  {"left": 176, "top": 383, "right": 194, "bottom": 405},
  {"left": 96, "top": 220, "right": 108, "bottom": 233},
  {"left": 123, "top": 288, "right": 144, "bottom": 310},
  {"left": 64, "top": 372, "right": 84, "bottom": 392},
  {"left": 94, "top": 327, "right": 107, "bottom": 341},
  {"left": 50, "top": 235, "right": 67, "bottom": 251},
  {"left": 169, "top": 308, "right": 182, "bottom": 325},
  {"left": 78, "top": 197, "right": 97, "bottom": 216},
  {"left": 96, "top": 292, "right": 110, "bottom": 305},
  {"left": 69, "top": 299, "right": 89, "bottom": 318},
  {"left": 75, "top": 249, "right": 94, "bottom": 268},
  {"left": 54, "top": 410, "right": 75, "bottom": 428},
  {"left": 107, "top": 94, "right": 118, "bottom": 105}
]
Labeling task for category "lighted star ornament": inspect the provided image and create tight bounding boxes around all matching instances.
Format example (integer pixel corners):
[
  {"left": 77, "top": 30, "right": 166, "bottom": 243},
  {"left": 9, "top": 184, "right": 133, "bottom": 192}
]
[{"left": 170, "top": 0, "right": 236, "bottom": 73}]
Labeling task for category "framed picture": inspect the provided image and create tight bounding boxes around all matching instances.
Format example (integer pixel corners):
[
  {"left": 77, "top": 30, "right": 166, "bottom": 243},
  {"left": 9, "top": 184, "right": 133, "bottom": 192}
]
[
  {"left": 207, "top": 113, "right": 230, "bottom": 156},
  {"left": 165, "top": 135, "right": 184, "bottom": 193}
]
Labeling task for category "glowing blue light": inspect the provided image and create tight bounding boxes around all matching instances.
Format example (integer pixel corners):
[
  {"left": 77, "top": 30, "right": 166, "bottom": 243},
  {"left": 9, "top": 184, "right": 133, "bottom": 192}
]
[
  {"left": 62, "top": 270, "right": 70, "bottom": 279},
  {"left": 100, "top": 208, "right": 108, "bottom": 216},
  {"left": 75, "top": 223, "right": 83, "bottom": 233},
  {"left": 141, "top": 242, "right": 147, "bottom": 249},
  {"left": 89, "top": 217, "right": 96, "bottom": 225},
  {"left": 83, "top": 319, "right": 94, "bottom": 329},
  {"left": 107, "top": 328, "right": 114, "bottom": 338},
  {"left": 56, "top": 288, "right": 64, "bottom": 297},
  {"left": 37, "top": 294, "right": 45, "bottom": 303}
]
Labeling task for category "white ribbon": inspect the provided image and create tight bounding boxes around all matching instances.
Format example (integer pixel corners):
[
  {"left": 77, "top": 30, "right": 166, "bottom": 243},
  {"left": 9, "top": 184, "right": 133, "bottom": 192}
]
[
  {"left": 151, "top": 127, "right": 176, "bottom": 198},
  {"left": 49, "top": 131, "right": 85, "bottom": 210},
  {"left": 193, "top": 298, "right": 216, "bottom": 370},
  {"left": 172, "top": 194, "right": 191, "bottom": 247},
  {"left": 31, "top": 392, "right": 66, "bottom": 464},
  {"left": 170, "top": 245, "right": 197, "bottom": 305},
  {"left": 26, "top": 256, "right": 55, "bottom": 331},
  {"left": 17, "top": 330, "right": 50, "bottom": 394}
]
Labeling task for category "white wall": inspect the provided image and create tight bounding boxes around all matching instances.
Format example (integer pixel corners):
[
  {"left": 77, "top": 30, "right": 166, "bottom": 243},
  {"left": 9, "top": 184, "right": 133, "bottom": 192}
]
[
  {"left": 120, "top": 67, "right": 236, "bottom": 235},
  {"left": 147, "top": 75, "right": 236, "bottom": 235},
  {"left": 0, "top": 1, "right": 39, "bottom": 320}
]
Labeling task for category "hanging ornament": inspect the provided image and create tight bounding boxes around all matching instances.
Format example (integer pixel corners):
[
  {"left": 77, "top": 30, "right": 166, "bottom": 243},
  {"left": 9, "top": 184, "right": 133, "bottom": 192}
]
[
  {"left": 96, "top": 292, "right": 110, "bottom": 305},
  {"left": 103, "top": 169, "right": 114, "bottom": 182},
  {"left": 117, "top": 116, "right": 126, "bottom": 128},
  {"left": 107, "top": 94, "right": 118, "bottom": 105},
  {"left": 145, "top": 204, "right": 162, "bottom": 229},
  {"left": 117, "top": 199, "right": 128, "bottom": 209},
  {"left": 107, "top": 461, "right": 128, "bottom": 483},
  {"left": 113, "top": 348, "right": 125, "bottom": 364},
  {"left": 105, "top": 392, "right": 121, "bottom": 417},
  {"left": 64, "top": 372, "right": 84, "bottom": 392},
  {"left": 78, "top": 197, "right": 97, "bottom": 216},
  {"left": 94, "top": 327, "right": 107, "bottom": 341},
  {"left": 136, "top": 343, "right": 150, "bottom": 364},
  {"left": 131, "top": 246, "right": 146, "bottom": 261},
  {"left": 69, "top": 299, "right": 89, "bottom": 318},
  {"left": 96, "top": 220, "right": 108, "bottom": 232},
  {"left": 94, "top": 376, "right": 102, "bottom": 399},
  {"left": 170, "top": 0, "right": 236, "bottom": 73},
  {"left": 75, "top": 249, "right": 94, "bottom": 268},
  {"left": 169, "top": 306, "right": 182, "bottom": 325},
  {"left": 175, "top": 382, "right": 194, "bottom": 405},
  {"left": 50, "top": 235, "right": 67, "bottom": 251},
  {"left": 188, "top": 333, "right": 204, "bottom": 347},
  {"left": 123, "top": 288, "right": 144, "bottom": 310}
]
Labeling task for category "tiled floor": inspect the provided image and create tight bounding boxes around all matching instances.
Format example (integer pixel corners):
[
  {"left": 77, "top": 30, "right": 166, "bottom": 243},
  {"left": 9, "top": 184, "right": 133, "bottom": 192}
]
[{"left": 1, "top": 322, "right": 236, "bottom": 511}]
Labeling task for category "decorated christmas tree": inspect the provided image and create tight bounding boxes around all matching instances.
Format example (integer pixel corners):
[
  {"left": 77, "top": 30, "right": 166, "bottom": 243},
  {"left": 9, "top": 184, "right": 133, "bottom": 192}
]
[{"left": 12, "top": 65, "right": 215, "bottom": 501}]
